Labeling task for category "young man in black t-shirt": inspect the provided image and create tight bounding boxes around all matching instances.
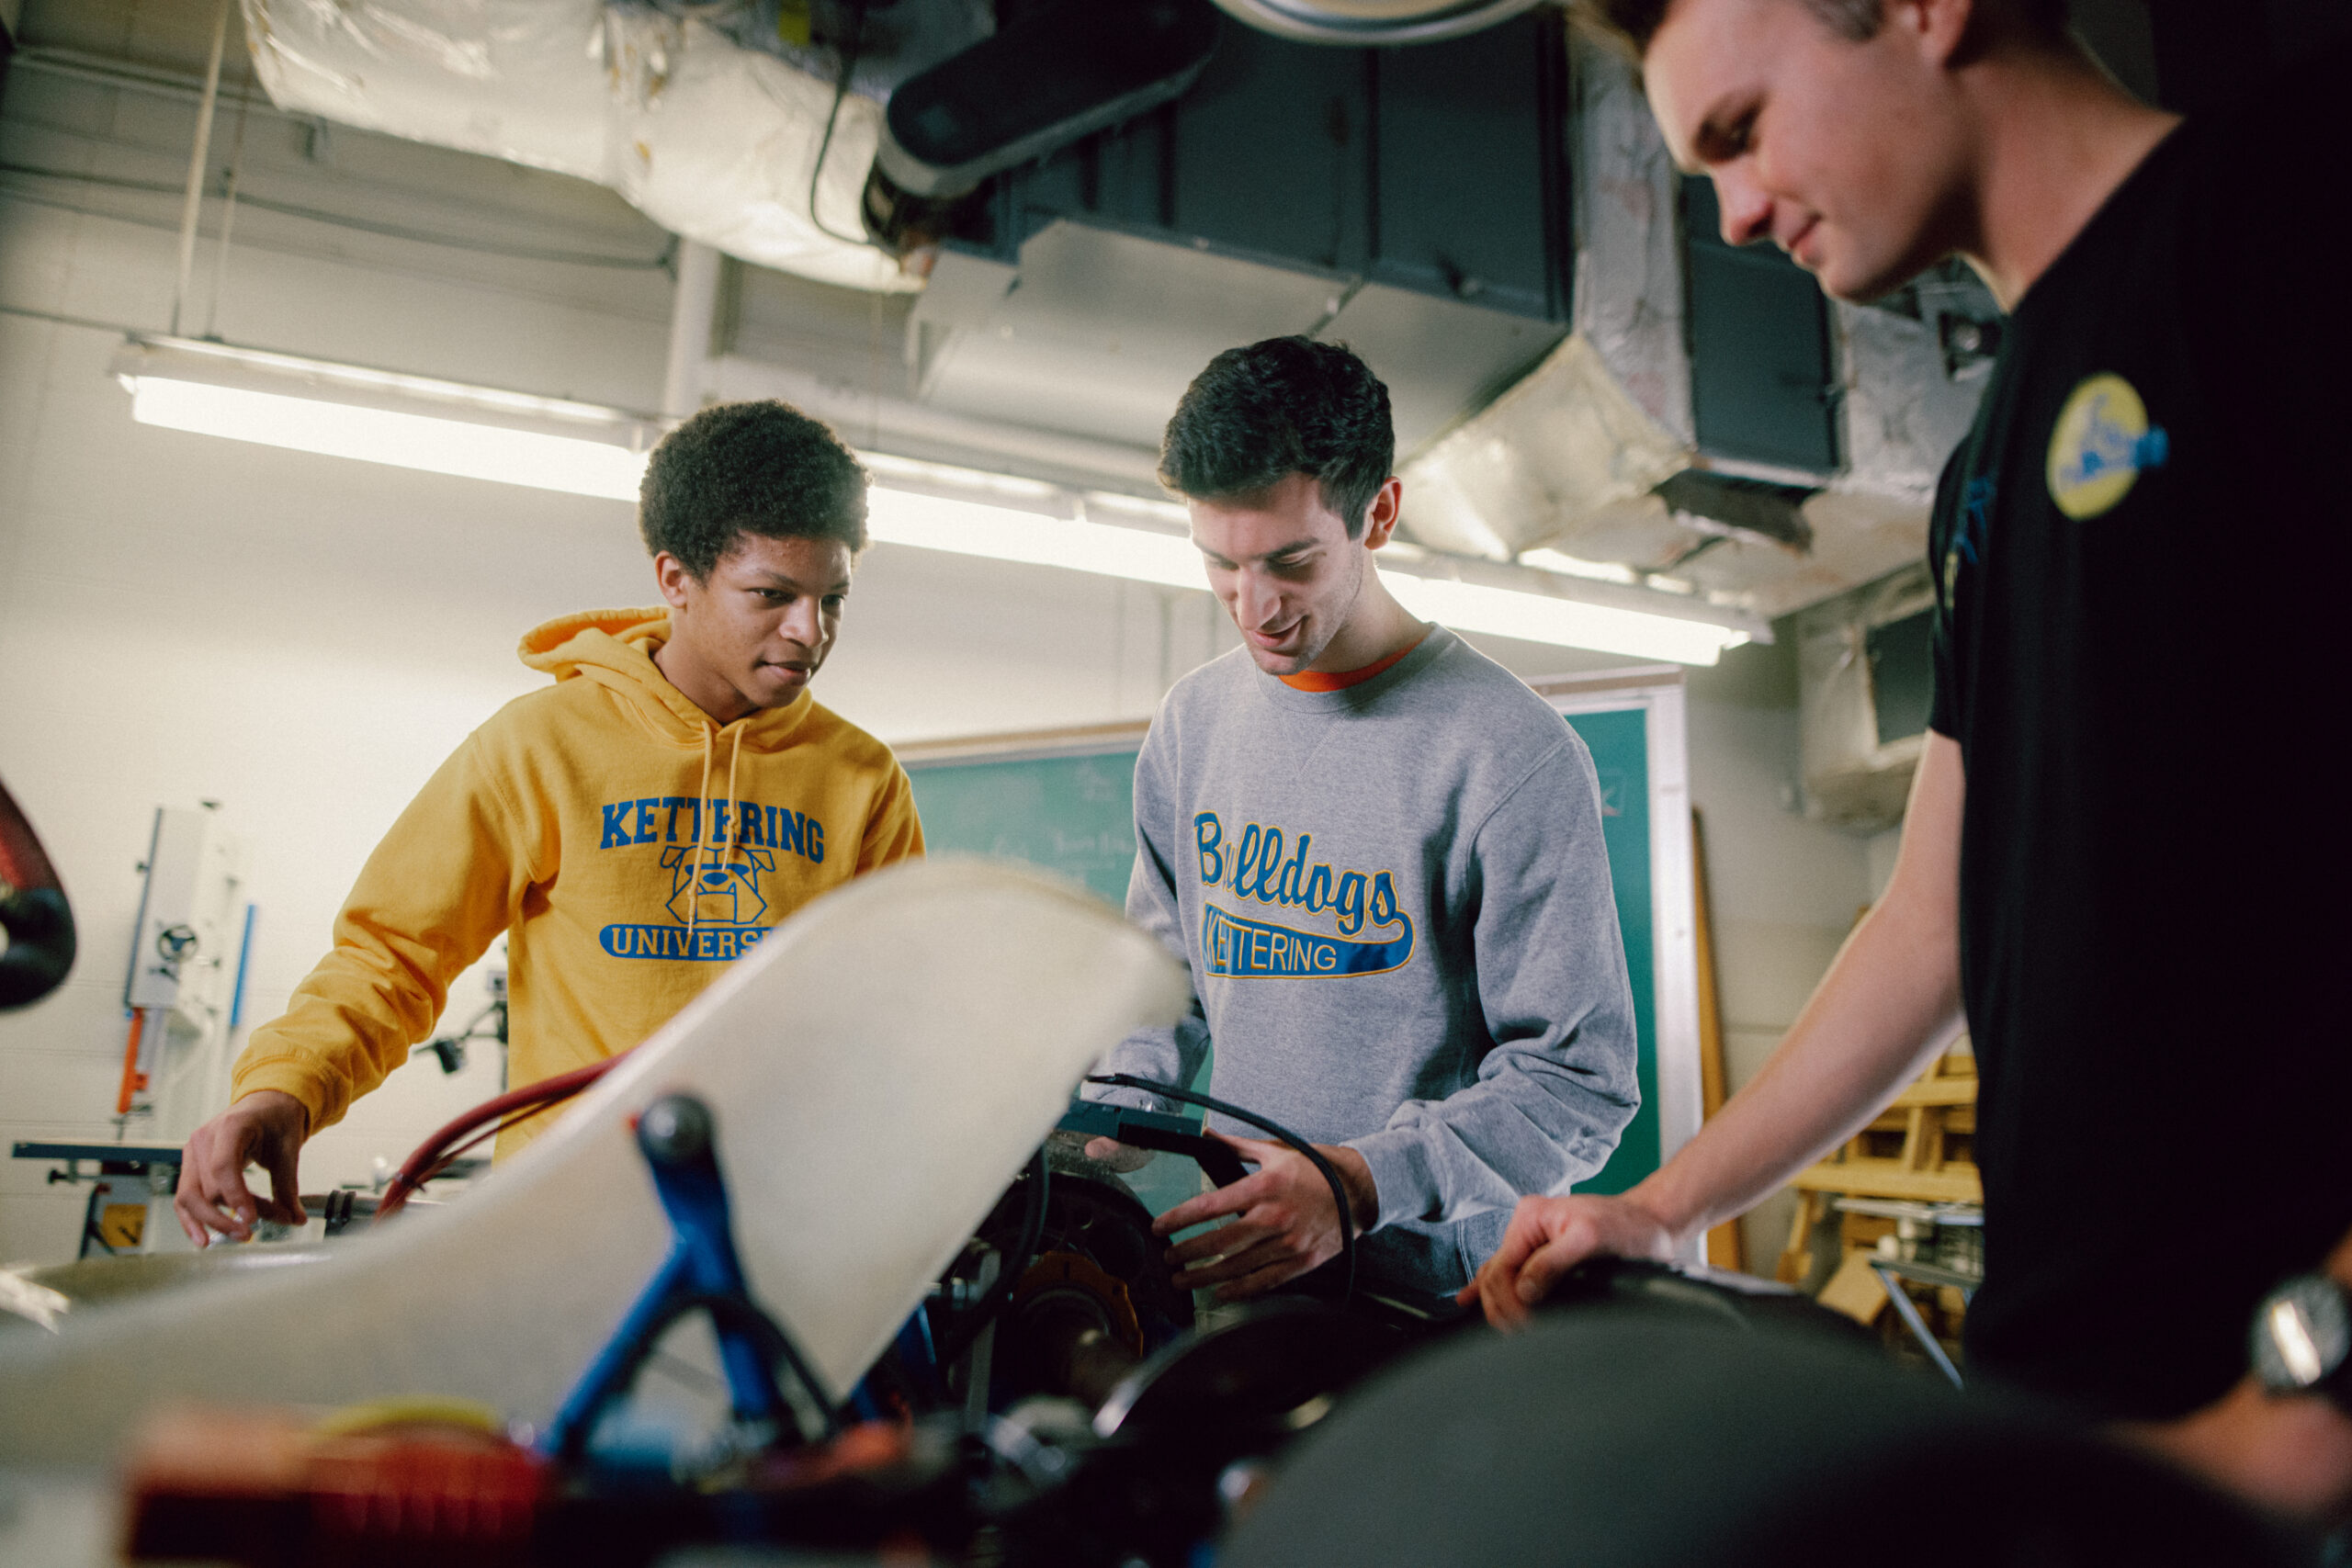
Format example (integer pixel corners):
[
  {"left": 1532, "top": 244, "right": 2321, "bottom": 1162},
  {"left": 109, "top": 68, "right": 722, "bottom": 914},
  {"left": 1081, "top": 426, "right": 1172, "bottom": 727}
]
[{"left": 1462, "top": 0, "right": 2352, "bottom": 1524}]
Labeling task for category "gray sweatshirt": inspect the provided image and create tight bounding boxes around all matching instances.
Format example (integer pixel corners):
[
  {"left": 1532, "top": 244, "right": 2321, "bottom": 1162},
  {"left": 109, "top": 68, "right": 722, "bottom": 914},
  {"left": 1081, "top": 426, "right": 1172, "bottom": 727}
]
[{"left": 1096, "top": 626, "right": 1640, "bottom": 1296}]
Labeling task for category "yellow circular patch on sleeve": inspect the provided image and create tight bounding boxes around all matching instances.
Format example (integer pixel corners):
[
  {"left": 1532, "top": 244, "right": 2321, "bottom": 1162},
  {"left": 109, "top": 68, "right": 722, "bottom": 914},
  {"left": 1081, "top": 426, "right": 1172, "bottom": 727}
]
[{"left": 2046, "top": 373, "right": 2153, "bottom": 520}]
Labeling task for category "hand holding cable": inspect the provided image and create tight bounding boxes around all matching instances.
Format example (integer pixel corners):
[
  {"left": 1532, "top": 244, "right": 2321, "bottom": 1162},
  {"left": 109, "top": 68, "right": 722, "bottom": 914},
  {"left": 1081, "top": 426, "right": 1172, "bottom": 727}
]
[
  {"left": 1085, "top": 1073, "right": 1367, "bottom": 1306},
  {"left": 1154, "top": 1130, "right": 1376, "bottom": 1302}
]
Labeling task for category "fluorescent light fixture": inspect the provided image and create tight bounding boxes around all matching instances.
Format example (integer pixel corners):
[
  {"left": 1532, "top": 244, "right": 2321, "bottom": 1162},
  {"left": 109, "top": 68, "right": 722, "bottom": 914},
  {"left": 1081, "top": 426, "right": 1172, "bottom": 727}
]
[
  {"left": 110, "top": 335, "right": 1758, "bottom": 664},
  {"left": 866, "top": 487, "right": 1204, "bottom": 591},
  {"left": 1519, "top": 547, "right": 1638, "bottom": 586},
  {"left": 1382, "top": 572, "right": 1746, "bottom": 666},
  {"left": 128, "top": 378, "right": 651, "bottom": 501},
  {"left": 113, "top": 334, "right": 658, "bottom": 502}
]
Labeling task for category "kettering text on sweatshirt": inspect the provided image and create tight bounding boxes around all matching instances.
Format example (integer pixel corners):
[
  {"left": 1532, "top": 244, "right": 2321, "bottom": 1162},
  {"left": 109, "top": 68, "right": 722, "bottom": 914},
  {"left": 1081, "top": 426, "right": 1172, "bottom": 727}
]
[
  {"left": 1096, "top": 627, "right": 1639, "bottom": 1295},
  {"left": 230, "top": 607, "right": 924, "bottom": 1156}
]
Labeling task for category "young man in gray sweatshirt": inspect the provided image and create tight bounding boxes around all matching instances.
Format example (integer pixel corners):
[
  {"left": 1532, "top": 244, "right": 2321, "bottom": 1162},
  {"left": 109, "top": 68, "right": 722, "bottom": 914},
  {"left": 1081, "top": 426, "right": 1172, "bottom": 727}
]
[{"left": 1088, "top": 337, "right": 1640, "bottom": 1303}]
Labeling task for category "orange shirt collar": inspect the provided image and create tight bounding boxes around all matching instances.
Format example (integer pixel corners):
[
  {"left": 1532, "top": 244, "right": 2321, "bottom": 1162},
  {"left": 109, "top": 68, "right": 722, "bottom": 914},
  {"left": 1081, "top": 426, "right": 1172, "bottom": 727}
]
[{"left": 1277, "top": 629, "right": 1430, "bottom": 694}]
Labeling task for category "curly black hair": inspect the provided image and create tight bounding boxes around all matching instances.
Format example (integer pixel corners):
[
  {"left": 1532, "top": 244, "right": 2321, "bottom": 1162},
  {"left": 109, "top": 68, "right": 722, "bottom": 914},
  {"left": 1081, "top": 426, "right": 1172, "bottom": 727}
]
[
  {"left": 1159, "top": 337, "right": 1394, "bottom": 539},
  {"left": 639, "top": 400, "right": 868, "bottom": 578}
]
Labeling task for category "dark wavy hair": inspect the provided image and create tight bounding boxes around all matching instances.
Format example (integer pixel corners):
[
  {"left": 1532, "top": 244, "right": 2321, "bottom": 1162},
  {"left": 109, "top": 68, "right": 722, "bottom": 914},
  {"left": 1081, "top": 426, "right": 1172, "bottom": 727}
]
[
  {"left": 1575, "top": 0, "right": 2067, "bottom": 54},
  {"left": 1159, "top": 337, "right": 1395, "bottom": 538},
  {"left": 639, "top": 400, "right": 868, "bottom": 578}
]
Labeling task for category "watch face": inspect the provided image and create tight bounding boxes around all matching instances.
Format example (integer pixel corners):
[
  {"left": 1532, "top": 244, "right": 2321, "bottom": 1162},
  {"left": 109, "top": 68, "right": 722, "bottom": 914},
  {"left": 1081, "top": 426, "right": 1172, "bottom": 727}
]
[{"left": 2253, "top": 1275, "right": 2351, "bottom": 1393}]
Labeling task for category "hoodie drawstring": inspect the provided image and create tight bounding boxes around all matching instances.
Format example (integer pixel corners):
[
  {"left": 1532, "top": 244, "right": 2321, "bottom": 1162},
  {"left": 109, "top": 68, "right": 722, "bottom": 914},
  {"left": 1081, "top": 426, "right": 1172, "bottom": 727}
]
[
  {"left": 685, "top": 722, "right": 748, "bottom": 954},
  {"left": 723, "top": 726, "right": 745, "bottom": 853},
  {"left": 688, "top": 726, "right": 714, "bottom": 952}
]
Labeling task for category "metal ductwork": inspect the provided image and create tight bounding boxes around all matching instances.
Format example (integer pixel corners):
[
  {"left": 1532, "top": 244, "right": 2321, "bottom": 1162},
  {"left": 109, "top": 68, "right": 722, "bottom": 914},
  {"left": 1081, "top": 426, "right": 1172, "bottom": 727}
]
[
  {"left": 1395, "top": 31, "right": 1996, "bottom": 623},
  {"left": 863, "top": 0, "right": 1222, "bottom": 254},
  {"left": 235, "top": 3, "right": 1989, "bottom": 628},
  {"left": 242, "top": 0, "right": 1223, "bottom": 292},
  {"left": 241, "top": 0, "right": 931, "bottom": 292},
  {"left": 874, "top": 0, "right": 1219, "bottom": 198}
]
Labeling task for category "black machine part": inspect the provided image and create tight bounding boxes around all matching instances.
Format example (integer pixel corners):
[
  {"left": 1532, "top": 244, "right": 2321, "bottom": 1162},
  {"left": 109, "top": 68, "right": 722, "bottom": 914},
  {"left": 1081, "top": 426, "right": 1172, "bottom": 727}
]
[
  {"left": 1222, "top": 1305, "right": 2301, "bottom": 1568},
  {"left": 637, "top": 1093, "right": 713, "bottom": 1166},
  {"left": 1091, "top": 1295, "right": 1397, "bottom": 1440},
  {"left": 873, "top": 0, "right": 1221, "bottom": 200},
  {"left": 0, "top": 777, "right": 75, "bottom": 1010},
  {"left": 1539, "top": 1255, "right": 1877, "bottom": 1343},
  {"left": 990, "top": 1298, "right": 1408, "bottom": 1568},
  {"left": 956, "top": 1150, "right": 1196, "bottom": 1405}
]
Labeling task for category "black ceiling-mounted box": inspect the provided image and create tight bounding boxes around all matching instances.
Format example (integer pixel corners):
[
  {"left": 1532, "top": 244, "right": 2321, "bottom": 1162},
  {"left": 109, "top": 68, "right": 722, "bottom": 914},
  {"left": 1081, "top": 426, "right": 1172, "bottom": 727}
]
[{"left": 952, "top": 11, "right": 1573, "bottom": 326}]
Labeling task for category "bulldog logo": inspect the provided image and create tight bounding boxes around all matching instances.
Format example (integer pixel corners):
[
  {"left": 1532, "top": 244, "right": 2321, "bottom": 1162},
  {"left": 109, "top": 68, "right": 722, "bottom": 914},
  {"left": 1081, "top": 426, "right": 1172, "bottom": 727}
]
[{"left": 661, "top": 843, "right": 776, "bottom": 928}]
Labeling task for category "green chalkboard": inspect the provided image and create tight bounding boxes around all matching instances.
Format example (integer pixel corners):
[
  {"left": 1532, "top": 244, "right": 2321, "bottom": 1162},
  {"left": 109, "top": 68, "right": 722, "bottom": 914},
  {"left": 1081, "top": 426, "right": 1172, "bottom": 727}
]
[
  {"left": 904, "top": 750, "right": 1141, "bottom": 909},
  {"left": 902, "top": 707, "right": 1665, "bottom": 1206},
  {"left": 1561, "top": 707, "right": 1657, "bottom": 1195}
]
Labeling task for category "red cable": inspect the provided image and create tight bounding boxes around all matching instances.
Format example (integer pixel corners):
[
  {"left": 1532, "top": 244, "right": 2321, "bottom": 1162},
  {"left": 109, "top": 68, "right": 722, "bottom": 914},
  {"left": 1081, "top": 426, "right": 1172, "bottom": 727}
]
[{"left": 374, "top": 1052, "right": 630, "bottom": 1223}]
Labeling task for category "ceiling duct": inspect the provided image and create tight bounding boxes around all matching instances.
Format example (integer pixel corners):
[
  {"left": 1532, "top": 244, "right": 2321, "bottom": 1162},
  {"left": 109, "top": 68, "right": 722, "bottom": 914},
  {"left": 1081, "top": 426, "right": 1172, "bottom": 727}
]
[
  {"left": 874, "top": 0, "right": 1219, "bottom": 198},
  {"left": 232, "top": 2, "right": 1985, "bottom": 625},
  {"left": 864, "top": 0, "right": 1221, "bottom": 252},
  {"left": 240, "top": 0, "right": 919, "bottom": 292},
  {"left": 1796, "top": 561, "right": 1936, "bottom": 833},
  {"left": 1210, "top": 0, "right": 1546, "bottom": 44},
  {"left": 1395, "top": 31, "right": 1994, "bottom": 621}
]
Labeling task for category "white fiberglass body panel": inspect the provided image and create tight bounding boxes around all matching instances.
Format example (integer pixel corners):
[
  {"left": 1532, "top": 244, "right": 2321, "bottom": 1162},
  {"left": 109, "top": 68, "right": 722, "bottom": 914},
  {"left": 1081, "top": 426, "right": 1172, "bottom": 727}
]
[{"left": 0, "top": 858, "right": 1187, "bottom": 1465}]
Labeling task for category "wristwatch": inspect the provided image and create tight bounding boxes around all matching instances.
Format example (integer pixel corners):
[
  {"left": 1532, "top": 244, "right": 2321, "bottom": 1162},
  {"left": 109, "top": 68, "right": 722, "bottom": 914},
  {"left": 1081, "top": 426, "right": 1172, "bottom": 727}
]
[{"left": 2250, "top": 1273, "right": 2352, "bottom": 1412}]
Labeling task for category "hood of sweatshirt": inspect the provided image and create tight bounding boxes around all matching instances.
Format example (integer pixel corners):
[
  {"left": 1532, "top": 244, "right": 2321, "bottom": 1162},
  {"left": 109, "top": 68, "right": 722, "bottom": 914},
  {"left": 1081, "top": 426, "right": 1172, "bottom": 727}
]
[{"left": 518, "top": 607, "right": 817, "bottom": 754}]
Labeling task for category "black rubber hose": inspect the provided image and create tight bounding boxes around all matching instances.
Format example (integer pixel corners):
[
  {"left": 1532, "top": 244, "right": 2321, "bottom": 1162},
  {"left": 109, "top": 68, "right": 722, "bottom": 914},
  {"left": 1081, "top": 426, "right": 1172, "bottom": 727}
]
[
  {"left": 937, "top": 1146, "right": 1051, "bottom": 1375},
  {"left": 1085, "top": 1073, "right": 1356, "bottom": 1309}
]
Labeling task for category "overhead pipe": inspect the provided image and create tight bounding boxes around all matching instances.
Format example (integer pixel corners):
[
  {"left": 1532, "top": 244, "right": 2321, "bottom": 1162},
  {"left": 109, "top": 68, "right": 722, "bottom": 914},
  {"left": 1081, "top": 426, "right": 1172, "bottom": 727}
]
[
  {"left": 168, "top": 0, "right": 234, "bottom": 338},
  {"left": 662, "top": 242, "right": 724, "bottom": 423}
]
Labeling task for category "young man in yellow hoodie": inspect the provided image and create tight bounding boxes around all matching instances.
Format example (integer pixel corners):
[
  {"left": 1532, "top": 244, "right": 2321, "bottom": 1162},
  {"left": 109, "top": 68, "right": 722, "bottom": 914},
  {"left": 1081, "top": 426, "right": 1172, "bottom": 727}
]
[{"left": 174, "top": 400, "right": 925, "bottom": 1246}]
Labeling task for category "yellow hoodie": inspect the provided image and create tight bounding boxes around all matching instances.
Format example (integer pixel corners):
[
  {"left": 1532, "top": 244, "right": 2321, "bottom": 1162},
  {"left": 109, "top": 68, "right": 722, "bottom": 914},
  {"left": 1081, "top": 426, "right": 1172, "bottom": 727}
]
[{"left": 230, "top": 608, "right": 924, "bottom": 1152}]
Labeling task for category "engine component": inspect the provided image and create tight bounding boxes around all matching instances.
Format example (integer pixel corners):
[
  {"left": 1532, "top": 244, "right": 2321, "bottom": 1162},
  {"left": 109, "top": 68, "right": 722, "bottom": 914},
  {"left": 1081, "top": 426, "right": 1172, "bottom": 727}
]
[
  {"left": 996, "top": 1300, "right": 1405, "bottom": 1566},
  {"left": 944, "top": 1143, "right": 1196, "bottom": 1413}
]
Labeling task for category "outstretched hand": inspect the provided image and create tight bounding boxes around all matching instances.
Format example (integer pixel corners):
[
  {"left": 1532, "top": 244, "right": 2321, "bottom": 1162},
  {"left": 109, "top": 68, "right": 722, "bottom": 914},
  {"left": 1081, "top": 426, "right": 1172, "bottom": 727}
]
[
  {"left": 1152, "top": 1130, "right": 1377, "bottom": 1301},
  {"left": 174, "top": 1090, "right": 309, "bottom": 1246},
  {"left": 1456, "top": 1190, "right": 1680, "bottom": 1329}
]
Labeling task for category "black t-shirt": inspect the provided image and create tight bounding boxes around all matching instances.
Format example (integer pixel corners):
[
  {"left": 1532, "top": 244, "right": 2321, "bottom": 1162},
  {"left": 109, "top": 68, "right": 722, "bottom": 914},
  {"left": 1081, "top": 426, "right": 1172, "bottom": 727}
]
[{"left": 1928, "top": 50, "right": 2352, "bottom": 1422}]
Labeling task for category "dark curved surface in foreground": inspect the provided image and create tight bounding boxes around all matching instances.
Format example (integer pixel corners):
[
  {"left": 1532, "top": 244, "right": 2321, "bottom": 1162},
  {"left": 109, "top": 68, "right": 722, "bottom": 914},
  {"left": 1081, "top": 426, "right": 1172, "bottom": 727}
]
[{"left": 1225, "top": 1310, "right": 2301, "bottom": 1568}]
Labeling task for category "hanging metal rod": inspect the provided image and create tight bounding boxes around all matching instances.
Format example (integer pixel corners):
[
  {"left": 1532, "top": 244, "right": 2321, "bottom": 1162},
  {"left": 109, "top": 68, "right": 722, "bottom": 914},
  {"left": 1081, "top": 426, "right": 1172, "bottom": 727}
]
[{"left": 167, "top": 0, "right": 236, "bottom": 338}]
